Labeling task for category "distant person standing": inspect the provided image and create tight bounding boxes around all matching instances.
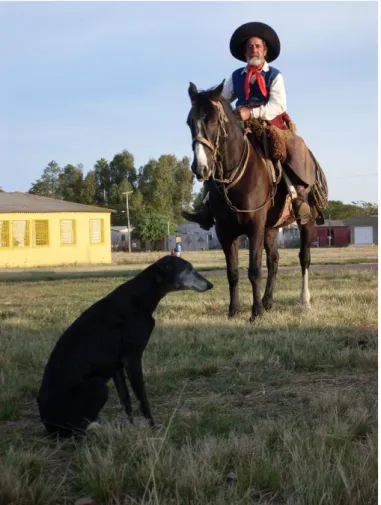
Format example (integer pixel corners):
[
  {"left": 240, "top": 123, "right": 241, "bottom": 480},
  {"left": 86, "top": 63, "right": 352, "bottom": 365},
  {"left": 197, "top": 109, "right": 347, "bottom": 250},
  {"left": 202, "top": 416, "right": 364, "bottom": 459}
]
[{"left": 175, "top": 242, "right": 182, "bottom": 257}]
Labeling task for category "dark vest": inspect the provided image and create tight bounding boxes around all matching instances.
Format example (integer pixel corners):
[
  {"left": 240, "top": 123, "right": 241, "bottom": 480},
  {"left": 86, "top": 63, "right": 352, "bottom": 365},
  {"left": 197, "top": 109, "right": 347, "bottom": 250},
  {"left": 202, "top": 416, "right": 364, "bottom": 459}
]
[{"left": 232, "top": 65, "right": 281, "bottom": 107}]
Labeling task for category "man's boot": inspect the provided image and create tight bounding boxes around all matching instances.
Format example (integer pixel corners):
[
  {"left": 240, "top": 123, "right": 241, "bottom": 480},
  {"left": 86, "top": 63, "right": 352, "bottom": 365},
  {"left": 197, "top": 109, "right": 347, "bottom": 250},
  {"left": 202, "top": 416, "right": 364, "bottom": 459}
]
[
  {"left": 182, "top": 202, "right": 215, "bottom": 231},
  {"left": 292, "top": 185, "right": 312, "bottom": 226},
  {"left": 182, "top": 181, "right": 215, "bottom": 231}
]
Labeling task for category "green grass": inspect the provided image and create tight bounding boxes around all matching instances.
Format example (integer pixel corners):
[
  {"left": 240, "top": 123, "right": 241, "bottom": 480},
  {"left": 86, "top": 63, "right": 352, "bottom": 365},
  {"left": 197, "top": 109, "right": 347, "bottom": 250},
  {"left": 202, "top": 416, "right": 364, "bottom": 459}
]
[{"left": 0, "top": 258, "right": 377, "bottom": 504}]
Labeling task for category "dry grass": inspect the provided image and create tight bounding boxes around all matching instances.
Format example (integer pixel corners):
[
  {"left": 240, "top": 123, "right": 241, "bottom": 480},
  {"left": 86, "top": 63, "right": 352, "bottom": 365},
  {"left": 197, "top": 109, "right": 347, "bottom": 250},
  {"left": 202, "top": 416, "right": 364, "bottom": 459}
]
[
  {"left": 112, "top": 245, "right": 378, "bottom": 270},
  {"left": 0, "top": 245, "right": 377, "bottom": 283},
  {"left": 0, "top": 252, "right": 377, "bottom": 505}
]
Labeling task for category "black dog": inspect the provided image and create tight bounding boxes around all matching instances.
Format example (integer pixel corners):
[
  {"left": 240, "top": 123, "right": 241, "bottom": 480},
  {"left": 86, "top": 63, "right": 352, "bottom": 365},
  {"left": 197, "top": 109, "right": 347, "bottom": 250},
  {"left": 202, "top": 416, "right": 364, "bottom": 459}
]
[{"left": 37, "top": 256, "right": 213, "bottom": 437}]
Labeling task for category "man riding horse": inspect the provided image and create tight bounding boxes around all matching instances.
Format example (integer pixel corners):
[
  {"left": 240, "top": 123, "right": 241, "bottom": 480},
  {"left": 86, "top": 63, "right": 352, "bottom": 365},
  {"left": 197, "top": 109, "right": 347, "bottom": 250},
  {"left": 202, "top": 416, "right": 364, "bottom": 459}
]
[{"left": 183, "top": 21, "right": 323, "bottom": 229}]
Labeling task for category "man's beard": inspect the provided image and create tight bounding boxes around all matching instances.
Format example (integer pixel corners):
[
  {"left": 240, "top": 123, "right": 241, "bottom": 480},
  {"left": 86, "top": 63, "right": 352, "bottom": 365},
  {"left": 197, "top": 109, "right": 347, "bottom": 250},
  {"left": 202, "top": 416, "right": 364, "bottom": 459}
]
[{"left": 247, "top": 56, "right": 264, "bottom": 67}]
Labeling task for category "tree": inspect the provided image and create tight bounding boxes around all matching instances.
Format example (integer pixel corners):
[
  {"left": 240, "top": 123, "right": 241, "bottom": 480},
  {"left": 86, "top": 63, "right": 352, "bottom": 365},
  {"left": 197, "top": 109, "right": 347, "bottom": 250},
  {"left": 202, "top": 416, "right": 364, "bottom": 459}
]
[
  {"left": 110, "top": 150, "right": 137, "bottom": 188},
  {"left": 191, "top": 187, "right": 205, "bottom": 212},
  {"left": 132, "top": 212, "right": 176, "bottom": 247},
  {"left": 81, "top": 170, "right": 97, "bottom": 204},
  {"left": 29, "top": 160, "right": 62, "bottom": 198},
  {"left": 148, "top": 155, "right": 176, "bottom": 217},
  {"left": 325, "top": 200, "right": 378, "bottom": 220},
  {"left": 351, "top": 201, "right": 378, "bottom": 216},
  {"left": 172, "top": 156, "right": 194, "bottom": 220},
  {"left": 58, "top": 164, "right": 84, "bottom": 202},
  {"left": 94, "top": 158, "right": 111, "bottom": 205},
  {"left": 137, "top": 159, "right": 158, "bottom": 203}
]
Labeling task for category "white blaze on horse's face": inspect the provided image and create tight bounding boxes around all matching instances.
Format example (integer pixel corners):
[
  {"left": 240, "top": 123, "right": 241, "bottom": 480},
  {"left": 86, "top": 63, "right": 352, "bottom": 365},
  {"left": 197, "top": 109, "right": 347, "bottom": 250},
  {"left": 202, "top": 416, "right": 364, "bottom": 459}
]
[{"left": 194, "top": 120, "right": 209, "bottom": 178}]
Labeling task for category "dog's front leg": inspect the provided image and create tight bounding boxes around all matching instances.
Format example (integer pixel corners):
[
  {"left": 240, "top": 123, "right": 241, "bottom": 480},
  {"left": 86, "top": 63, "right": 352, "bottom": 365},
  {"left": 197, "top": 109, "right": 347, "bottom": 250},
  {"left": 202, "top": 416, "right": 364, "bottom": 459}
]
[
  {"left": 124, "top": 354, "right": 156, "bottom": 428},
  {"left": 113, "top": 368, "right": 134, "bottom": 425}
]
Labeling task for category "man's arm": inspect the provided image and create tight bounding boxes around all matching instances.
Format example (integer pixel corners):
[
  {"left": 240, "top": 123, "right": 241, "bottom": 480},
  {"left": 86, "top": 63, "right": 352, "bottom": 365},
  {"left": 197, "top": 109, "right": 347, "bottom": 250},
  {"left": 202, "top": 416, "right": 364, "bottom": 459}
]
[{"left": 250, "top": 73, "right": 287, "bottom": 121}]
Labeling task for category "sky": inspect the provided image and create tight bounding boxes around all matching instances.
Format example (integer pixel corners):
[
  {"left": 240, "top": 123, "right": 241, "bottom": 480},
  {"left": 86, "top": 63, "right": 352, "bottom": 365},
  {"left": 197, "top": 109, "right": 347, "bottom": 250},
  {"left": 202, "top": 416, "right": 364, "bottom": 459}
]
[{"left": 0, "top": 1, "right": 378, "bottom": 204}]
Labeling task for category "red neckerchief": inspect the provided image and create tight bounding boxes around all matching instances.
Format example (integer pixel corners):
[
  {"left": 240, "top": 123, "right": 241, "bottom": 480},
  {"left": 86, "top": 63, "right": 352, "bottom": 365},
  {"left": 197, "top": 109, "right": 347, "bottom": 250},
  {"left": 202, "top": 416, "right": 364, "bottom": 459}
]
[{"left": 244, "top": 62, "right": 268, "bottom": 100}]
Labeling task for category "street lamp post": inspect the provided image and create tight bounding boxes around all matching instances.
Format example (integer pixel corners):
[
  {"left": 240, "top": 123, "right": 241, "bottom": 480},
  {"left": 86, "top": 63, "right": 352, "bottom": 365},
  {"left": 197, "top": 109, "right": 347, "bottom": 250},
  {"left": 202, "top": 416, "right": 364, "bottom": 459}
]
[{"left": 122, "top": 191, "right": 133, "bottom": 253}]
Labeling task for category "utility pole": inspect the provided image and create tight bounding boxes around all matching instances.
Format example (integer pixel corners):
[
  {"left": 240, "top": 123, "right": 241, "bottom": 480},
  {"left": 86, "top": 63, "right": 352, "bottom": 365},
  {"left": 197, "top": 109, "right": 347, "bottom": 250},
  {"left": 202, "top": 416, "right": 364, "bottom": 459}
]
[
  {"left": 328, "top": 213, "right": 332, "bottom": 247},
  {"left": 122, "top": 191, "right": 133, "bottom": 253}
]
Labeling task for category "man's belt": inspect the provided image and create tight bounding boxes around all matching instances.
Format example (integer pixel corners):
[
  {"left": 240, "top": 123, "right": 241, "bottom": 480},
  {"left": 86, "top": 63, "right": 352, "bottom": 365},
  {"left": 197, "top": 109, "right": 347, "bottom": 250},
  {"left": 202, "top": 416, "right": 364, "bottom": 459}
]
[{"left": 238, "top": 102, "right": 267, "bottom": 109}]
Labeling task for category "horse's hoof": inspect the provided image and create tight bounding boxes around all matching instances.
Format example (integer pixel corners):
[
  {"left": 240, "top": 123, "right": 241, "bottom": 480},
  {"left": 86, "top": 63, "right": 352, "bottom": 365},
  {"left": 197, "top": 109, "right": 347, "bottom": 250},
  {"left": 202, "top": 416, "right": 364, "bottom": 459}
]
[
  {"left": 262, "top": 298, "right": 273, "bottom": 311},
  {"left": 249, "top": 312, "right": 264, "bottom": 323},
  {"left": 228, "top": 307, "right": 240, "bottom": 318},
  {"left": 299, "top": 301, "right": 311, "bottom": 310}
]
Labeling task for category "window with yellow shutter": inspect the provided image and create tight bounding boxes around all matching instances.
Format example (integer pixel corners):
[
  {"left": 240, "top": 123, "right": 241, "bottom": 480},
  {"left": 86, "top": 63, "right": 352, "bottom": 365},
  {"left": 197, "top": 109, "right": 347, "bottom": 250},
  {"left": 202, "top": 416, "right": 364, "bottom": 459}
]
[
  {"left": 34, "top": 220, "right": 49, "bottom": 246},
  {"left": 89, "top": 219, "right": 104, "bottom": 244},
  {"left": 60, "top": 220, "right": 76, "bottom": 245},
  {"left": 12, "top": 221, "right": 30, "bottom": 247},
  {"left": 0, "top": 220, "right": 10, "bottom": 247}
]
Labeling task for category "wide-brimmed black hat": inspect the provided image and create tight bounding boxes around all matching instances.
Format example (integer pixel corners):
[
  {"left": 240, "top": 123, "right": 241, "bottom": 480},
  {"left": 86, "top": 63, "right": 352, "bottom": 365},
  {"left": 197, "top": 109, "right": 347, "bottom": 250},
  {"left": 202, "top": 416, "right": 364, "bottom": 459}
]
[{"left": 229, "top": 22, "right": 280, "bottom": 63}]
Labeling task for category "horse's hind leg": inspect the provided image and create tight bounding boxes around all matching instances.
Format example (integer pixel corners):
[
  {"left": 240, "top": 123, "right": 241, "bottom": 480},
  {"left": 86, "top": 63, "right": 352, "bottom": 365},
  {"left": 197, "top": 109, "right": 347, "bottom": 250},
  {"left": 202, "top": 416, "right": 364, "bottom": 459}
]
[
  {"left": 220, "top": 236, "right": 240, "bottom": 317},
  {"left": 298, "top": 220, "right": 315, "bottom": 308},
  {"left": 262, "top": 228, "right": 279, "bottom": 311}
]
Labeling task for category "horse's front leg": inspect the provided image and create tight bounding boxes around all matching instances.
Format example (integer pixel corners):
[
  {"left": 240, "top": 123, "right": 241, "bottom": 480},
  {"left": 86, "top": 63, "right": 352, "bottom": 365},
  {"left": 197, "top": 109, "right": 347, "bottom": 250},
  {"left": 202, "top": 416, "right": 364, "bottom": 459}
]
[
  {"left": 220, "top": 236, "right": 240, "bottom": 318},
  {"left": 262, "top": 227, "right": 279, "bottom": 311},
  {"left": 248, "top": 225, "right": 265, "bottom": 321},
  {"left": 298, "top": 220, "right": 315, "bottom": 308}
]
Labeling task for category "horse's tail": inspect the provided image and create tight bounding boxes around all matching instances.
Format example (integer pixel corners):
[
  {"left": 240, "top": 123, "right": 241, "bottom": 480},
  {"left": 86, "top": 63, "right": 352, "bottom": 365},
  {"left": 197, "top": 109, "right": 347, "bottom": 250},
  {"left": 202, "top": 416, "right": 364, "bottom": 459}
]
[{"left": 308, "top": 150, "right": 329, "bottom": 220}]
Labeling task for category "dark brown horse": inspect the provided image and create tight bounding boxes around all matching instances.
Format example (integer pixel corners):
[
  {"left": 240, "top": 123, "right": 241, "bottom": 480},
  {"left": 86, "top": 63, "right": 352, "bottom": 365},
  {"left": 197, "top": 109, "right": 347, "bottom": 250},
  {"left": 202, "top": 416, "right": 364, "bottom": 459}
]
[{"left": 186, "top": 80, "right": 327, "bottom": 321}]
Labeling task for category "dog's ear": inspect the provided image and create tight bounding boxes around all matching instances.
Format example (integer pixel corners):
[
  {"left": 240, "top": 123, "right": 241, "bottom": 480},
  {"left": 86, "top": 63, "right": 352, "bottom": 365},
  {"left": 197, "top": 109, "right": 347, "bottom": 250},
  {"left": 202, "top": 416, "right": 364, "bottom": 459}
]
[{"left": 155, "top": 260, "right": 174, "bottom": 284}]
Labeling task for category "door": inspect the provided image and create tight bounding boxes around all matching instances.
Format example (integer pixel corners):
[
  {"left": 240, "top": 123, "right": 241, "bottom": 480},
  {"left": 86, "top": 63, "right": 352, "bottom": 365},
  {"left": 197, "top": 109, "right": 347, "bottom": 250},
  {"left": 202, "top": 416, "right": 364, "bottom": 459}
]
[{"left": 354, "top": 226, "right": 373, "bottom": 245}]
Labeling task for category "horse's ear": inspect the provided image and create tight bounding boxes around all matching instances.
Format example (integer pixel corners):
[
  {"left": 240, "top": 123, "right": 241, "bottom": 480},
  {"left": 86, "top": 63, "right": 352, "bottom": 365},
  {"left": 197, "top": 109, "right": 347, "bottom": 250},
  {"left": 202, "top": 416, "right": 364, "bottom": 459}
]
[
  {"left": 210, "top": 79, "right": 225, "bottom": 101},
  {"left": 188, "top": 82, "right": 198, "bottom": 103}
]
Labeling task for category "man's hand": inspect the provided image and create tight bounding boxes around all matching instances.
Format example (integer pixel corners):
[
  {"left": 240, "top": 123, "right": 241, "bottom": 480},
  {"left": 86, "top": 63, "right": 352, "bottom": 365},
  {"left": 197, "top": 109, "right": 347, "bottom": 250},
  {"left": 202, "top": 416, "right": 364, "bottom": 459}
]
[{"left": 238, "top": 106, "right": 251, "bottom": 121}]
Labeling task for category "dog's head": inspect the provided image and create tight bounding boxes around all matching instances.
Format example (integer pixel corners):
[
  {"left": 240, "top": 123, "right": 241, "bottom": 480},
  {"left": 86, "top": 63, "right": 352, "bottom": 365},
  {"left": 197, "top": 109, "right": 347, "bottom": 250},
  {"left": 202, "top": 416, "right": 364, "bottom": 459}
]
[{"left": 154, "top": 256, "right": 213, "bottom": 293}]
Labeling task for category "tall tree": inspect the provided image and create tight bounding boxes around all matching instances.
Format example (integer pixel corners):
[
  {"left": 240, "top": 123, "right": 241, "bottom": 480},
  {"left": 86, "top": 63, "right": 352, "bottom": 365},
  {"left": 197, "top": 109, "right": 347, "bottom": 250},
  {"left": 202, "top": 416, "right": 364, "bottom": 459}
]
[
  {"left": 137, "top": 159, "right": 157, "bottom": 203},
  {"left": 58, "top": 164, "right": 84, "bottom": 202},
  {"left": 172, "top": 156, "right": 193, "bottom": 220},
  {"left": 94, "top": 158, "right": 111, "bottom": 205},
  {"left": 148, "top": 155, "right": 176, "bottom": 217},
  {"left": 29, "top": 161, "right": 62, "bottom": 198},
  {"left": 109, "top": 150, "right": 137, "bottom": 188},
  {"left": 81, "top": 170, "right": 97, "bottom": 205}
]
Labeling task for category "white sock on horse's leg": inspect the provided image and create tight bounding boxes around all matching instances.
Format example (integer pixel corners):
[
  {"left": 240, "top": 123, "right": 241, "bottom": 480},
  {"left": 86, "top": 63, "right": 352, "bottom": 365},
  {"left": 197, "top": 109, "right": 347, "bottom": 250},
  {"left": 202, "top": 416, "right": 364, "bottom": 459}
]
[{"left": 300, "top": 268, "right": 311, "bottom": 307}]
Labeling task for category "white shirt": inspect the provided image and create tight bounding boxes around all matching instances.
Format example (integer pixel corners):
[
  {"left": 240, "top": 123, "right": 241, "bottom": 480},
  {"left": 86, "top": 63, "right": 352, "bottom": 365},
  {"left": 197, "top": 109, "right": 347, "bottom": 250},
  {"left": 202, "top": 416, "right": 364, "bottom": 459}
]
[{"left": 221, "top": 61, "right": 287, "bottom": 121}]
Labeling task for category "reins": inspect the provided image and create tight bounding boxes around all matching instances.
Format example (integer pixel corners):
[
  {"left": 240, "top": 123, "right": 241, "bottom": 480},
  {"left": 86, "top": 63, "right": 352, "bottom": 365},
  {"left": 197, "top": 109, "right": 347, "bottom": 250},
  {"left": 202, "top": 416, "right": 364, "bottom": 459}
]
[{"left": 192, "top": 99, "right": 276, "bottom": 213}]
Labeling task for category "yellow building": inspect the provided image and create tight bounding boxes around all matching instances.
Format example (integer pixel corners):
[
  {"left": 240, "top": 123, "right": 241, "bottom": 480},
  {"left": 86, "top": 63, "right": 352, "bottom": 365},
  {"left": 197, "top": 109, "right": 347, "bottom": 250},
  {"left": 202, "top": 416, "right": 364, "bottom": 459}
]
[{"left": 0, "top": 192, "right": 115, "bottom": 268}]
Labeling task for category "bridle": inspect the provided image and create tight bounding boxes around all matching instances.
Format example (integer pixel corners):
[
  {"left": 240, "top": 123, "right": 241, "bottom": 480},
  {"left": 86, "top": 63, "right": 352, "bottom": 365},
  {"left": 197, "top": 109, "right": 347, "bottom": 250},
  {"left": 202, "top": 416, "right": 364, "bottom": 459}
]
[
  {"left": 191, "top": 100, "right": 250, "bottom": 189},
  {"left": 191, "top": 98, "right": 276, "bottom": 213}
]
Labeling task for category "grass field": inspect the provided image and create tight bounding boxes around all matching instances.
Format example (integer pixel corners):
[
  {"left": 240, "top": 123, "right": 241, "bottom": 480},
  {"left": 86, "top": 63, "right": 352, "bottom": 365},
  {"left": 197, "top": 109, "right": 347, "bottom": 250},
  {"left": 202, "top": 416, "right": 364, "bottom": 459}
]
[
  {"left": 0, "top": 248, "right": 377, "bottom": 505},
  {"left": 0, "top": 245, "right": 377, "bottom": 283}
]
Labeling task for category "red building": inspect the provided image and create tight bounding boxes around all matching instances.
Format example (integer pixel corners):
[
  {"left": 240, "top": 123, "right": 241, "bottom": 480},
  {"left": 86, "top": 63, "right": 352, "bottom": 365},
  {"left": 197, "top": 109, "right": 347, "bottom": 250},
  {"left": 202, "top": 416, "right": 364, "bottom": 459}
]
[{"left": 312, "top": 220, "right": 350, "bottom": 247}]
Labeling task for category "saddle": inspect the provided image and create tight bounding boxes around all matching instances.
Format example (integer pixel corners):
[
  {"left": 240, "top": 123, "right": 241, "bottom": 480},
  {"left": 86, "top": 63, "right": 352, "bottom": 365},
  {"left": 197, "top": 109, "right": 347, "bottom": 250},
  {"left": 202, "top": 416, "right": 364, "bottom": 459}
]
[
  {"left": 244, "top": 117, "right": 316, "bottom": 187},
  {"left": 243, "top": 117, "right": 328, "bottom": 226}
]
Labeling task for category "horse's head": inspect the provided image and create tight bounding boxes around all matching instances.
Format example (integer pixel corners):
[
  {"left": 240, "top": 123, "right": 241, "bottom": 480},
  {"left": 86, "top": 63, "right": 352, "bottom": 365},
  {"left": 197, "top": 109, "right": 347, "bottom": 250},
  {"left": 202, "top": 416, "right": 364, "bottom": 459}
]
[{"left": 186, "top": 80, "right": 226, "bottom": 181}]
